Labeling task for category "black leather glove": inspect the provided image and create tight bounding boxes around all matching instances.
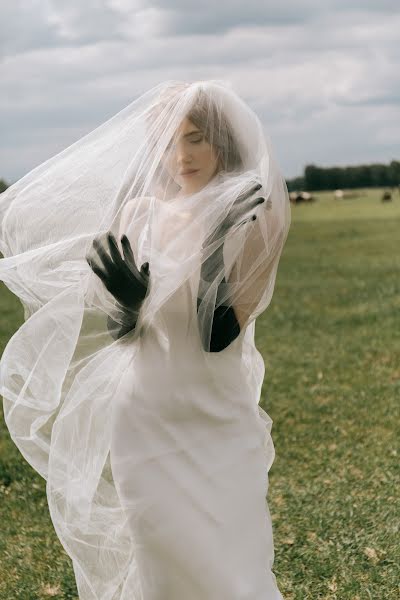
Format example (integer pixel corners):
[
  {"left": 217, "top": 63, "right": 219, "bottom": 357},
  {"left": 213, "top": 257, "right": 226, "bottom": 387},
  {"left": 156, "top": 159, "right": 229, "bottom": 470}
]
[
  {"left": 86, "top": 232, "right": 150, "bottom": 340},
  {"left": 197, "top": 180, "right": 265, "bottom": 352}
]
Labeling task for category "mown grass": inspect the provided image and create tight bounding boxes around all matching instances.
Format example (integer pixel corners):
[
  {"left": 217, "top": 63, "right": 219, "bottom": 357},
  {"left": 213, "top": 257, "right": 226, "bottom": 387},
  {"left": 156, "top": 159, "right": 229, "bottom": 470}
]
[
  {"left": 1, "top": 187, "right": 399, "bottom": 599},
  {"left": 257, "top": 187, "right": 400, "bottom": 599}
]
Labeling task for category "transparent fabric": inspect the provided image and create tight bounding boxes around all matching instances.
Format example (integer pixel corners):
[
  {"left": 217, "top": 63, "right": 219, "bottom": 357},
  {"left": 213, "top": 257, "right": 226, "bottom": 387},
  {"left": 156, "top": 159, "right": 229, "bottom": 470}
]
[{"left": 0, "top": 80, "right": 290, "bottom": 599}]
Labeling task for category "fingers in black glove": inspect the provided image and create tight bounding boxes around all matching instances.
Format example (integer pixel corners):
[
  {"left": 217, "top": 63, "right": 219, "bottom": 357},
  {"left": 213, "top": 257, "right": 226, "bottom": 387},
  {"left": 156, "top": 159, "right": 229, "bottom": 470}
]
[
  {"left": 86, "top": 232, "right": 150, "bottom": 310},
  {"left": 228, "top": 181, "right": 265, "bottom": 229},
  {"left": 204, "top": 180, "right": 267, "bottom": 250}
]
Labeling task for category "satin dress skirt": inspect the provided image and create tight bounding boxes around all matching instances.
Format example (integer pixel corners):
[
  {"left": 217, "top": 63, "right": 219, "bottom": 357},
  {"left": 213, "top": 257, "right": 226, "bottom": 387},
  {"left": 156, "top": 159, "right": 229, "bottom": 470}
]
[{"left": 110, "top": 282, "right": 283, "bottom": 599}]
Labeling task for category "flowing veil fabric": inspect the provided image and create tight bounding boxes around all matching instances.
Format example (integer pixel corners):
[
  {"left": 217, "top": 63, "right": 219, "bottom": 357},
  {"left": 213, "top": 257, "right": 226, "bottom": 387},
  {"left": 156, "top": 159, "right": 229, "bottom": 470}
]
[{"left": 0, "top": 80, "right": 290, "bottom": 598}]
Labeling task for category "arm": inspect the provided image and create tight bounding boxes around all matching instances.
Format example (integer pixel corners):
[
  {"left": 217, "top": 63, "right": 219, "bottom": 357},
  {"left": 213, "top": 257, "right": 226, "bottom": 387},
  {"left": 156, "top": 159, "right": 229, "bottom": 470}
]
[
  {"left": 197, "top": 192, "right": 284, "bottom": 350},
  {"left": 86, "top": 228, "right": 150, "bottom": 341},
  {"left": 106, "top": 301, "right": 142, "bottom": 341},
  {"left": 226, "top": 198, "right": 286, "bottom": 330},
  {"left": 196, "top": 181, "right": 266, "bottom": 352},
  {"left": 106, "top": 201, "right": 145, "bottom": 340},
  {"left": 196, "top": 244, "right": 241, "bottom": 353}
]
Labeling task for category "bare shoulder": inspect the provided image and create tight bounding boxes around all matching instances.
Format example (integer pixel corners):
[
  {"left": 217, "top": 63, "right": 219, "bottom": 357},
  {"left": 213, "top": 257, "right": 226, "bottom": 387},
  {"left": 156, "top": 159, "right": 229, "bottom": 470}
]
[
  {"left": 118, "top": 196, "right": 154, "bottom": 240},
  {"left": 122, "top": 195, "right": 153, "bottom": 215}
]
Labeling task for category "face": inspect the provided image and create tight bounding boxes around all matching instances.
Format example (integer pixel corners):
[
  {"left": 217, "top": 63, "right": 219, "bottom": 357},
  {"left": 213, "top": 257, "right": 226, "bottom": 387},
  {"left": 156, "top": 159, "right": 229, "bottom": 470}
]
[{"left": 163, "top": 117, "right": 221, "bottom": 195}]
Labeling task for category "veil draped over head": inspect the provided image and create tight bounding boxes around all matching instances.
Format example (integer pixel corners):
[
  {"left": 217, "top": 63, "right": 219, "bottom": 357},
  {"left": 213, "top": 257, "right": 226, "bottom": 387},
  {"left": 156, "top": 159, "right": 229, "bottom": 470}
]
[{"left": 0, "top": 80, "right": 290, "bottom": 598}]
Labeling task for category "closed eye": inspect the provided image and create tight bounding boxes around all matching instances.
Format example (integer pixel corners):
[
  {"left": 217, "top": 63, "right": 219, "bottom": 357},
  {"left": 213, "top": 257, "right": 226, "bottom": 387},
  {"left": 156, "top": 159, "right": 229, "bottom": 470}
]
[{"left": 166, "top": 135, "right": 203, "bottom": 150}]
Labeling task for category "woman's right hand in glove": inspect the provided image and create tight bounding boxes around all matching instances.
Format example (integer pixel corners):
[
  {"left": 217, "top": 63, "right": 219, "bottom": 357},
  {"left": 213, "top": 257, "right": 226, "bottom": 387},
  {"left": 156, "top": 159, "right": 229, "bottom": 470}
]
[{"left": 86, "top": 232, "right": 150, "bottom": 312}]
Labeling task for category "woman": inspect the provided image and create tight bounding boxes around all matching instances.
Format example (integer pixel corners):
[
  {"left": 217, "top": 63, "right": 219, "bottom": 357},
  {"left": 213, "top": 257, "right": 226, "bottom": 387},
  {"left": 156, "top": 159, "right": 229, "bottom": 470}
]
[{"left": 0, "top": 80, "right": 290, "bottom": 599}]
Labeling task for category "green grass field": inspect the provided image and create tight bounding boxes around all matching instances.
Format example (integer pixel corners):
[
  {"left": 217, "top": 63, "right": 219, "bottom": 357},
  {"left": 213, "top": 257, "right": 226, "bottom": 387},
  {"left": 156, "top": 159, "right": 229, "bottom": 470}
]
[{"left": 1, "top": 187, "right": 399, "bottom": 599}]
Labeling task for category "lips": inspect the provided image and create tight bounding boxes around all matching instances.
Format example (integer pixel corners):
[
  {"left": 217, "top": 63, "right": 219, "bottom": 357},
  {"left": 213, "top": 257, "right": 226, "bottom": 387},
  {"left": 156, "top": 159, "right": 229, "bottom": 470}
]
[{"left": 180, "top": 169, "right": 199, "bottom": 176}]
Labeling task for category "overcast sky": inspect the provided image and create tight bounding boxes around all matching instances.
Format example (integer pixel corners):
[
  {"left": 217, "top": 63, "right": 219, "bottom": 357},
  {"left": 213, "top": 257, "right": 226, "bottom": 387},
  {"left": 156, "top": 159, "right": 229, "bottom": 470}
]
[{"left": 1, "top": 0, "right": 399, "bottom": 183}]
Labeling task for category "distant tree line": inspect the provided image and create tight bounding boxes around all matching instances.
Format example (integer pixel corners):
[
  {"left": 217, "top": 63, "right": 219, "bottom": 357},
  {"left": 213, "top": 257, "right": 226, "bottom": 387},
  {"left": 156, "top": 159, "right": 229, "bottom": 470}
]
[
  {"left": 286, "top": 160, "right": 400, "bottom": 192},
  {"left": 0, "top": 179, "right": 9, "bottom": 193}
]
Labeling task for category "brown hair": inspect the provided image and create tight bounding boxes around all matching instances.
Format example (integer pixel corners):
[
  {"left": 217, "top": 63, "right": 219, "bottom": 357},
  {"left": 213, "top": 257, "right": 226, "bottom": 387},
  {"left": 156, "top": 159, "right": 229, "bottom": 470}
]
[
  {"left": 146, "top": 83, "right": 244, "bottom": 174},
  {"left": 186, "top": 88, "right": 243, "bottom": 173}
]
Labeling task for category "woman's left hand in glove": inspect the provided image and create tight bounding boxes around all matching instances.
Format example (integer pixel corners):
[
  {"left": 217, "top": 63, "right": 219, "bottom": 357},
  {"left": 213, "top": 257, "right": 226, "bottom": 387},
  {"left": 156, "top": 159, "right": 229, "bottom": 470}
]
[
  {"left": 197, "top": 179, "right": 269, "bottom": 352},
  {"left": 201, "top": 179, "right": 269, "bottom": 282},
  {"left": 203, "top": 179, "right": 269, "bottom": 253}
]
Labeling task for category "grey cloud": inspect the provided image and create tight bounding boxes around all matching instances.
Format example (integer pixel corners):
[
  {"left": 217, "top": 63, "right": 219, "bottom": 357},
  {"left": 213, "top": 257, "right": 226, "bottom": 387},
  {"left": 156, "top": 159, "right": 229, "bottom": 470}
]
[
  {"left": 138, "top": 0, "right": 399, "bottom": 36},
  {"left": 335, "top": 93, "right": 400, "bottom": 108},
  {"left": 0, "top": 2, "right": 60, "bottom": 58},
  {"left": 0, "top": 1, "right": 126, "bottom": 59},
  {"left": 146, "top": 0, "right": 320, "bottom": 36},
  {"left": 332, "top": 0, "right": 400, "bottom": 13},
  {"left": 0, "top": 0, "right": 399, "bottom": 182}
]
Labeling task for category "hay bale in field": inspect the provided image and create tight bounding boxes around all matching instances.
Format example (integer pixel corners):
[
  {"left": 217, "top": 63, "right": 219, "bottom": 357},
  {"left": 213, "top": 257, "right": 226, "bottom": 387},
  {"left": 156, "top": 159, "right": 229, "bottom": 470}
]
[
  {"left": 289, "top": 191, "right": 314, "bottom": 204},
  {"left": 334, "top": 189, "right": 363, "bottom": 200}
]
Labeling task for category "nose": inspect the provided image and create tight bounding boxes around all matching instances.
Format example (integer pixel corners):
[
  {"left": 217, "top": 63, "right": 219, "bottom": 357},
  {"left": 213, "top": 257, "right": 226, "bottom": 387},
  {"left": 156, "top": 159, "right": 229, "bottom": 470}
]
[{"left": 175, "top": 141, "right": 192, "bottom": 166}]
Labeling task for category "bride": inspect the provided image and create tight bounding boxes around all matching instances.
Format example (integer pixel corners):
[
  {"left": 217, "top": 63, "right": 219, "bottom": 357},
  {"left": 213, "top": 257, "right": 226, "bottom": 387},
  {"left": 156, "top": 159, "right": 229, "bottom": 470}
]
[{"left": 0, "top": 80, "right": 291, "bottom": 599}]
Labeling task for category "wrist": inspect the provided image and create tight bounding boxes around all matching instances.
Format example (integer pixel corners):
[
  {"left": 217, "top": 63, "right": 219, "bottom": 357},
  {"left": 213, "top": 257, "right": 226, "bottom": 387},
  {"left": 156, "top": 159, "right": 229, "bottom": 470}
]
[{"left": 114, "top": 299, "right": 143, "bottom": 318}]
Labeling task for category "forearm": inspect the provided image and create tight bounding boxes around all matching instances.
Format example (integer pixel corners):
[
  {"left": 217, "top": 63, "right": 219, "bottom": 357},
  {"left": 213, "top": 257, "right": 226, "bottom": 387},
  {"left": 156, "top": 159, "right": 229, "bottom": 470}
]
[
  {"left": 197, "top": 246, "right": 241, "bottom": 353},
  {"left": 106, "top": 302, "right": 142, "bottom": 340}
]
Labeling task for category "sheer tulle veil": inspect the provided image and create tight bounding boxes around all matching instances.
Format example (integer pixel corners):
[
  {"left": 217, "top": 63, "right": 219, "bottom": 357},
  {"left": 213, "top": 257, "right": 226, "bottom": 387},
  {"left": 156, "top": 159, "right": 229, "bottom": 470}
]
[{"left": 0, "top": 79, "right": 290, "bottom": 598}]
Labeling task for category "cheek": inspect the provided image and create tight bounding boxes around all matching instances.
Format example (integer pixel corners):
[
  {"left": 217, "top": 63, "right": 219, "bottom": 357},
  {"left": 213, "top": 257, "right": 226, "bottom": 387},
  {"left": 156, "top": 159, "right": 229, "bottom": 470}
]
[
  {"left": 199, "top": 146, "right": 218, "bottom": 171},
  {"left": 163, "top": 152, "right": 176, "bottom": 174}
]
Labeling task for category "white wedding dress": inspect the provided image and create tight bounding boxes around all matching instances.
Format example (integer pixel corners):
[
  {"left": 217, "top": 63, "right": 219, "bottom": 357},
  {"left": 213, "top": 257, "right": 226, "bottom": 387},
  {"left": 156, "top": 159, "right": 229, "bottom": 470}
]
[
  {"left": 0, "top": 80, "right": 291, "bottom": 600},
  {"left": 109, "top": 199, "right": 283, "bottom": 599}
]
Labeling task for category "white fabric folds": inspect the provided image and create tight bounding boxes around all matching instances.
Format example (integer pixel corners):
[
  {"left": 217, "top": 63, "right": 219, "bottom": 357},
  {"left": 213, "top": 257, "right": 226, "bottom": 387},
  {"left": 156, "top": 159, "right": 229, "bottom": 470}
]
[{"left": 0, "top": 80, "right": 290, "bottom": 599}]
